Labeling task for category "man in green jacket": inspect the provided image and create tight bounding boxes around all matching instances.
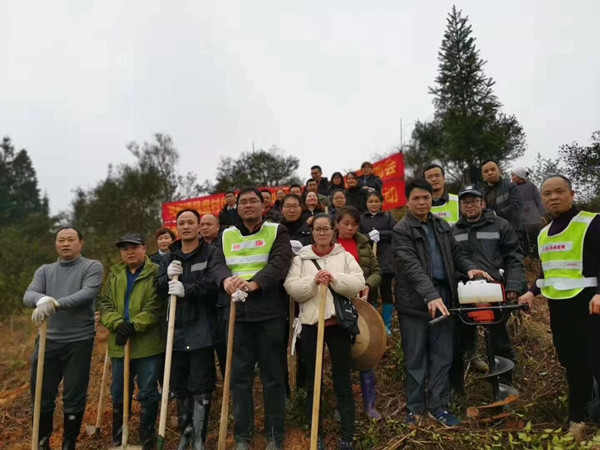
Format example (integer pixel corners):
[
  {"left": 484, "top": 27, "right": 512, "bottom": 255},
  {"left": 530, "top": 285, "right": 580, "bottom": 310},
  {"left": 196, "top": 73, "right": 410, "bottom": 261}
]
[{"left": 98, "top": 233, "right": 165, "bottom": 449}]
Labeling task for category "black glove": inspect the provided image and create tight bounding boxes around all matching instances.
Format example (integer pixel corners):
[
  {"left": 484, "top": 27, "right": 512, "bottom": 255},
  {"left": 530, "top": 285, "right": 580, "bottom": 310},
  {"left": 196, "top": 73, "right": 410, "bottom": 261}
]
[{"left": 115, "top": 321, "right": 135, "bottom": 346}]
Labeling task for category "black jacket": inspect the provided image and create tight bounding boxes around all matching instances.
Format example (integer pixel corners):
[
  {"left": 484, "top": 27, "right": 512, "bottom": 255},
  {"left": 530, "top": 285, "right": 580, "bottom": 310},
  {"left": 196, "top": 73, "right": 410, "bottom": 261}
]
[
  {"left": 156, "top": 239, "right": 220, "bottom": 351},
  {"left": 360, "top": 211, "right": 397, "bottom": 274},
  {"left": 317, "top": 177, "right": 331, "bottom": 196},
  {"left": 264, "top": 208, "right": 283, "bottom": 223},
  {"left": 452, "top": 210, "right": 525, "bottom": 294},
  {"left": 392, "top": 211, "right": 476, "bottom": 318},
  {"left": 213, "top": 221, "right": 293, "bottom": 322},
  {"left": 345, "top": 187, "right": 367, "bottom": 213},
  {"left": 219, "top": 206, "right": 240, "bottom": 230},
  {"left": 149, "top": 252, "right": 165, "bottom": 265},
  {"left": 282, "top": 218, "right": 312, "bottom": 246},
  {"left": 483, "top": 179, "right": 523, "bottom": 232},
  {"left": 358, "top": 174, "right": 383, "bottom": 193}
]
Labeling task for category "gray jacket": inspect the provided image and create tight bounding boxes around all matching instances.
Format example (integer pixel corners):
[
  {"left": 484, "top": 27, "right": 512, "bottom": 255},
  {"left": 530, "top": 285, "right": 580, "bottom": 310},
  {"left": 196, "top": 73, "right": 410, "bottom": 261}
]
[
  {"left": 392, "top": 211, "right": 475, "bottom": 318},
  {"left": 452, "top": 210, "right": 526, "bottom": 294},
  {"left": 483, "top": 178, "right": 523, "bottom": 232},
  {"left": 516, "top": 181, "right": 545, "bottom": 225}
]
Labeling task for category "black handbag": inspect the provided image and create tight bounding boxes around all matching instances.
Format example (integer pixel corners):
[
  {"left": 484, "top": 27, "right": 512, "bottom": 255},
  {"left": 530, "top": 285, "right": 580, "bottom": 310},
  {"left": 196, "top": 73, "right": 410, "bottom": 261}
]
[{"left": 311, "top": 259, "right": 360, "bottom": 341}]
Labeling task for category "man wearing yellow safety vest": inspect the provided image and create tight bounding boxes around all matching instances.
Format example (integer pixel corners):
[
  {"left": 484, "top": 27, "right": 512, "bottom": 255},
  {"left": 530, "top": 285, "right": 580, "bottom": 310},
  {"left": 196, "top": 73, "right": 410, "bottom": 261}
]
[
  {"left": 214, "top": 187, "right": 293, "bottom": 450},
  {"left": 424, "top": 164, "right": 459, "bottom": 226},
  {"left": 519, "top": 175, "right": 600, "bottom": 439}
]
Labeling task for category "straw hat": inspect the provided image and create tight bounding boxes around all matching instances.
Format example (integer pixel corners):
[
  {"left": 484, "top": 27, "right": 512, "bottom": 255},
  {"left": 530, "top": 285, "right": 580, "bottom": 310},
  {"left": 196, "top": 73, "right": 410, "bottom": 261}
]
[{"left": 351, "top": 299, "right": 387, "bottom": 371}]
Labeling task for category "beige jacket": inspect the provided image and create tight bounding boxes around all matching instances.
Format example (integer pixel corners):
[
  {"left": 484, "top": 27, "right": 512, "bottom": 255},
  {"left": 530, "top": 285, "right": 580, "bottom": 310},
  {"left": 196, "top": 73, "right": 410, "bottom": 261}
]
[{"left": 284, "top": 244, "right": 365, "bottom": 325}]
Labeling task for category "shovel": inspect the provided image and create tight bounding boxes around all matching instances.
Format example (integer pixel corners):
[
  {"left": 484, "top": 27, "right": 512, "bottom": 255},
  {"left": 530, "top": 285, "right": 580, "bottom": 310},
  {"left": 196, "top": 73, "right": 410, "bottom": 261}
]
[
  {"left": 310, "top": 285, "right": 327, "bottom": 450},
  {"left": 217, "top": 299, "right": 237, "bottom": 450},
  {"left": 157, "top": 275, "right": 178, "bottom": 450},
  {"left": 31, "top": 320, "right": 48, "bottom": 450},
  {"left": 110, "top": 340, "right": 141, "bottom": 450},
  {"left": 86, "top": 345, "right": 110, "bottom": 437}
]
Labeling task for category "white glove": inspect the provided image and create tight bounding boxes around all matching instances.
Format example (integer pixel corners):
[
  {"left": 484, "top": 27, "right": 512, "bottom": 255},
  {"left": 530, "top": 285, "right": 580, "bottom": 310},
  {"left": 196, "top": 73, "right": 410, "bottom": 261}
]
[
  {"left": 168, "top": 280, "right": 185, "bottom": 298},
  {"left": 368, "top": 229, "right": 380, "bottom": 243},
  {"left": 290, "top": 318, "right": 302, "bottom": 355},
  {"left": 31, "top": 296, "right": 59, "bottom": 324},
  {"left": 290, "top": 240, "right": 303, "bottom": 255},
  {"left": 231, "top": 289, "right": 248, "bottom": 303},
  {"left": 167, "top": 260, "right": 183, "bottom": 280}
]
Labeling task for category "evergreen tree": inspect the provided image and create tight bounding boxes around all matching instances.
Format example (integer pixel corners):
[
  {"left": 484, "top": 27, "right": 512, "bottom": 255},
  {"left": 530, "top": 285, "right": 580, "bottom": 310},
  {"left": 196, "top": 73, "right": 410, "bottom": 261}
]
[
  {"left": 0, "top": 136, "right": 46, "bottom": 226},
  {"left": 411, "top": 6, "right": 526, "bottom": 183}
]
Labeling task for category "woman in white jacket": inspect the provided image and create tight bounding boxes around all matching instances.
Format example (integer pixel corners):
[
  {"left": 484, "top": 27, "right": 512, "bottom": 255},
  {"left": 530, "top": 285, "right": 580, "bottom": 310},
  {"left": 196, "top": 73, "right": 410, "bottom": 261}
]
[{"left": 284, "top": 213, "right": 365, "bottom": 450}]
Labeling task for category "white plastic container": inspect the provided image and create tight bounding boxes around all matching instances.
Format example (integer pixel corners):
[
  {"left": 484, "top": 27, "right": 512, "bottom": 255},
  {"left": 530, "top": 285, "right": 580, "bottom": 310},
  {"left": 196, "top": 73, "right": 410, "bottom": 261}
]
[{"left": 457, "top": 280, "right": 505, "bottom": 304}]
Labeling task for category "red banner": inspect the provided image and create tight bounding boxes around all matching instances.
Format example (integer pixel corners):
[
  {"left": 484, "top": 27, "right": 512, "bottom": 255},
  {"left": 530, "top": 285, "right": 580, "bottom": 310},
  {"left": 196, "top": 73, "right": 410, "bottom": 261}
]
[{"left": 162, "top": 152, "right": 405, "bottom": 228}]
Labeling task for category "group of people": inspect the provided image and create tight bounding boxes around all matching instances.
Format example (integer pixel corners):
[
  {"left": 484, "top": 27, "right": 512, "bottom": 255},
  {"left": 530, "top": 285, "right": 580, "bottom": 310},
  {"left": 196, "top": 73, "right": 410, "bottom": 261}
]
[{"left": 24, "top": 158, "right": 600, "bottom": 449}]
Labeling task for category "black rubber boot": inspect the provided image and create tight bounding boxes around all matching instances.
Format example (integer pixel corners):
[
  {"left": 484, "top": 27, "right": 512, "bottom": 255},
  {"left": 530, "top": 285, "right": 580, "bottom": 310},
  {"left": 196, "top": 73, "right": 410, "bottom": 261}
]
[
  {"left": 62, "top": 411, "right": 83, "bottom": 450},
  {"left": 177, "top": 397, "right": 194, "bottom": 450},
  {"left": 140, "top": 400, "right": 159, "bottom": 450},
  {"left": 192, "top": 394, "right": 211, "bottom": 450},
  {"left": 112, "top": 403, "right": 124, "bottom": 446},
  {"left": 37, "top": 411, "right": 54, "bottom": 450}
]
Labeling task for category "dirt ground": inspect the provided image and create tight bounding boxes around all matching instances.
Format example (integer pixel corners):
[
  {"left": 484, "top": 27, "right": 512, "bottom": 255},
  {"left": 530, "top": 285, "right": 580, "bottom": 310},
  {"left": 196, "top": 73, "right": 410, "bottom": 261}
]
[{"left": 2, "top": 261, "right": 599, "bottom": 449}]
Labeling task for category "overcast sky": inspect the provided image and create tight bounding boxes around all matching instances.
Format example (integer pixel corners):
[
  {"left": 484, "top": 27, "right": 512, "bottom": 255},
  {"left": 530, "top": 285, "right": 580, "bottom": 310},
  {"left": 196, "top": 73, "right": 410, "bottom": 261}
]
[{"left": 1, "top": 0, "right": 599, "bottom": 214}]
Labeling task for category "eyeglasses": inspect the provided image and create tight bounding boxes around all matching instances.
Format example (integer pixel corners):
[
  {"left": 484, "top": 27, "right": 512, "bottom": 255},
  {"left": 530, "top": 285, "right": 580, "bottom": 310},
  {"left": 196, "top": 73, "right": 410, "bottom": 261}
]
[
  {"left": 283, "top": 204, "right": 301, "bottom": 209},
  {"left": 238, "top": 199, "right": 262, "bottom": 206},
  {"left": 313, "top": 227, "right": 333, "bottom": 234}
]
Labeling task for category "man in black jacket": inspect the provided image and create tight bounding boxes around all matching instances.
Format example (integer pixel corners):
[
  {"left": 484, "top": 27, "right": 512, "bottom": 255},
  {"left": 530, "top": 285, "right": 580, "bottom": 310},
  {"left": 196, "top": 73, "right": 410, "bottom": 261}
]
[
  {"left": 392, "top": 180, "right": 490, "bottom": 428},
  {"left": 213, "top": 188, "right": 293, "bottom": 450},
  {"left": 219, "top": 190, "right": 240, "bottom": 230},
  {"left": 482, "top": 160, "right": 523, "bottom": 235},
  {"left": 156, "top": 208, "right": 229, "bottom": 449},
  {"left": 451, "top": 187, "right": 525, "bottom": 396}
]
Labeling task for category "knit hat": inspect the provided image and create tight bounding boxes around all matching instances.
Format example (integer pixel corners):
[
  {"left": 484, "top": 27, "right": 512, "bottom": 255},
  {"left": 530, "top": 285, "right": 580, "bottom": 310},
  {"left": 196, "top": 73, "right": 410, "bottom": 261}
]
[{"left": 511, "top": 167, "right": 528, "bottom": 180}]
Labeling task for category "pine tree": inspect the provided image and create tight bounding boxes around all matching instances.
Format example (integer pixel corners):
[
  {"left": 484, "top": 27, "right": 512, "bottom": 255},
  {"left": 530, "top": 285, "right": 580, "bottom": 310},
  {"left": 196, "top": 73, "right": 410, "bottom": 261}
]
[{"left": 411, "top": 6, "right": 526, "bottom": 183}]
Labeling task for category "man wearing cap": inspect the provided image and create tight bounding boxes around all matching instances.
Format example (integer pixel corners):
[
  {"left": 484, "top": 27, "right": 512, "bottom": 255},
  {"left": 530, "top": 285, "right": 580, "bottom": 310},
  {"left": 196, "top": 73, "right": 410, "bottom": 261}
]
[
  {"left": 511, "top": 167, "right": 546, "bottom": 257},
  {"left": 481, "top": 160, "right": 523, "bottom": 235},
  {"left": 24, "top": 227, "right": 103, "bottom": 450},
  {"left": 98, "top": 233, "right": 164, "bottom": 448},
  {"left": 424, "top": 164, "right": 459, "bottom": 226},
  {"left": 156, "top": 208, "right": 227, "bottom": 449},
  {"left": 392, "top": 180, "right": 491, "bottom": 428},
  {"left": 450, "top": 187, "right": 525, "bottom": 397},
  {"left": 519, "top": 175, "right": 600, "bottom": 439},
  {"left": 212, "top": 187, "right": 293, "bottom": 450}
]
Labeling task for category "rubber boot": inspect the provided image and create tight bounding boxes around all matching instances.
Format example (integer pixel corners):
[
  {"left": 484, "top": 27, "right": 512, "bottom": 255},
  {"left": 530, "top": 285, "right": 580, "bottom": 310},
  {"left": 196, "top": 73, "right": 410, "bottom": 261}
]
[
  {"left": 192, "top": 394, "right": 211, "bottom": 450},
  {"left": 62, "top": 411, "right": 83, "bottom": 450},
  {"left": 112, "top": 403, "right": 124, "bottom": 446},
  {"left": 177, "top": 397, "right": 194, "bottom": 450},
  {"left": 37, "top": 411, "right": 54, "bottom": 450},
  {"left": 382, "top": 304, "right": 394, "bottom": 335},
  {"left": 140, "top": 400, "right": 159, "bottom": 450},
  {"left": 359, "top": 370, "right": 381, "bottom": 419}
]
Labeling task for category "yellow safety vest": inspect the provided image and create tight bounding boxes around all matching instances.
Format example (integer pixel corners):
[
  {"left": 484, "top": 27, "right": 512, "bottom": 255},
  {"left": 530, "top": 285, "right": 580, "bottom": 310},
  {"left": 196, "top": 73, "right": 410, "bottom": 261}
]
[
  {"left": 537, "top": 210, "right": 598, "bottom": 299},
  {"left": 431, "top": 193, "right": 459, "bottom": 225},
  {"left": 222, "top": 222, "right": 279, "bottom": 280}
]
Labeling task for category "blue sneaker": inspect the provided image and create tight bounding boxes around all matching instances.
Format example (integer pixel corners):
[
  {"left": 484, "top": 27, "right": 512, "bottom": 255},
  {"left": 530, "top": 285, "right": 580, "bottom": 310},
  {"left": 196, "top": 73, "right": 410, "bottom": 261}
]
[{"left": 429, "top": 409, "right": 461, "bottom": 428}]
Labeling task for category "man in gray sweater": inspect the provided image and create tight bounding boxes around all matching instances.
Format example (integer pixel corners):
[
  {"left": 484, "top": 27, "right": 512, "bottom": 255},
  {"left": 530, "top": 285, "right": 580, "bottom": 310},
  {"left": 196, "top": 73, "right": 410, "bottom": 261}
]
[{"left": 24, "top": 226, "right": 103, "bottom": 450}]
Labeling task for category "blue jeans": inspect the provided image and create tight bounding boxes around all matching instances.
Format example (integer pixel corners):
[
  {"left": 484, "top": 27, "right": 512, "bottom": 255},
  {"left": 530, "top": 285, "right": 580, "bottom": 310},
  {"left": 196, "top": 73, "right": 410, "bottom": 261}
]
[{"left": 110, "top": 354, "right": 162, "bottom": 403}]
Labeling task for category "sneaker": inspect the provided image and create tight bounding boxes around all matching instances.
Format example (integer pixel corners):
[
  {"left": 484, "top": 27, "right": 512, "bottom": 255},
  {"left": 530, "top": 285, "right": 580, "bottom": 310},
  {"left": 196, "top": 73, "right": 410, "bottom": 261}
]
[
  {"left": 265, "top": 441, "right": 282, "bottom": 450},
  {"left": 567, "top": 421, "right": 586, "bottom": 441},
  {"left": 429, "top": 409, "right": 461, "bottom": 428},
  {"left": 405, "top": 410, "right": 420, "bottom": 426}
]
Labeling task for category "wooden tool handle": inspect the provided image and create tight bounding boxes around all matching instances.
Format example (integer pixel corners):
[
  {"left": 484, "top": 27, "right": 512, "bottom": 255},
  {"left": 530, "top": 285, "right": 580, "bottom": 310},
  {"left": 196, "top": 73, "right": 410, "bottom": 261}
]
[
  {"left": 31, "top": 320, "right": 48, "bottom": 450},
  {"left": 218, "top": 300, "right": 237, "bottom": 450},
  {"left": 122, "top": 339, "right": 131, "bottom": 447},
  {"left": 158, "top": 275, "right": 179, "bottom": 440},
  {"left": 310, "top": 285, "right": 327, "bottom": 450},
  {"left": 94, "top": 345, "right": 110, "bottom": 429}
]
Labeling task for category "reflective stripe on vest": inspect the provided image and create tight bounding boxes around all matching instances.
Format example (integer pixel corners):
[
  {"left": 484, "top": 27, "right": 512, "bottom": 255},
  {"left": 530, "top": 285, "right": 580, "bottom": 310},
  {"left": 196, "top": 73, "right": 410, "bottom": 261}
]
[
  {"left": 537, "top": 210, "right": 597, "bottom": 299},
  {"left": 222, "top": 222, "right": 279, "bottom": 280},
  {"left": 431, "top": 193, "right": 459, "bottom": 225}
]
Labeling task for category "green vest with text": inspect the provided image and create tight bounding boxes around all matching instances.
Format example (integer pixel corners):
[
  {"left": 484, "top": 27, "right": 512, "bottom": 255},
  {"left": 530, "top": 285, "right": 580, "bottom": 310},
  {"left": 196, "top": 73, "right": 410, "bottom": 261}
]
[
  {"left": 537, "top": 210, "right": 598, "bottom": 299},
  {"left": 431, "top": 193, "right": 459, "bottom": 225},
  {"left": 222, "top": 222, "right": 279, "bottom": 280}
]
